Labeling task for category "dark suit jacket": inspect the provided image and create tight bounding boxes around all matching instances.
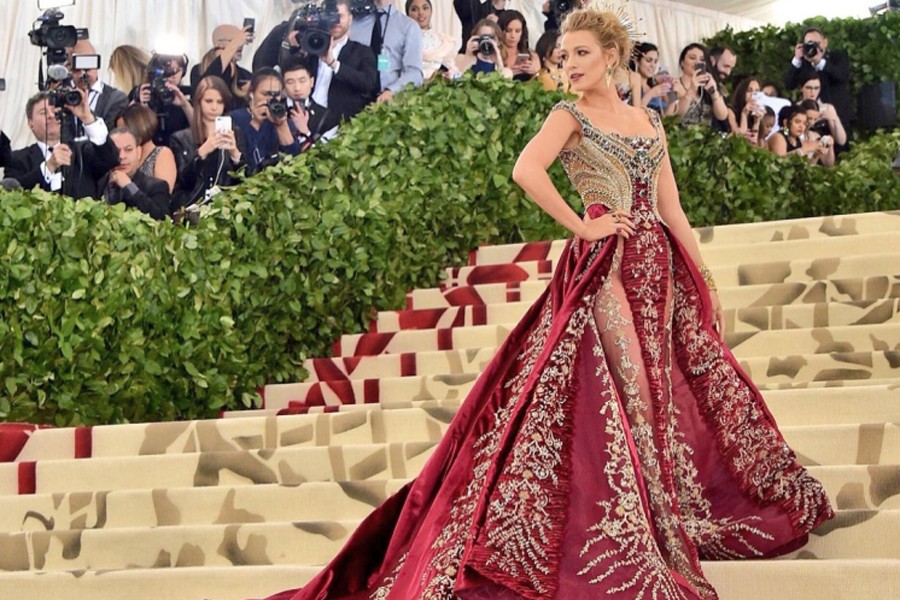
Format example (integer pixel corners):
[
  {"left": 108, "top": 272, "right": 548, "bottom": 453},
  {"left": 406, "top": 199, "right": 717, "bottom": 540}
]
[
  {"left": 98, "top": 170, "right": 170, "bottom": 220},
  {"left": 784, "top": 49, "right": 853, "bottom": 128},
  {"left": 6, "top": 137, "right": 119, "bottom": 200},
  {"left": 93, "top": 84, "right": 129, "bottom": 128},
  {"left": 306, "top": 41, "right": 378, "bottom": 133},
  {"left": 289, "top": 98, "right": 327, "bottom": 141},
  {"left": 169, "top": 127, "right": 248, "bottom": 209},
  {"left": 0, "top": 131, "right": 12, "bottom": 172}
]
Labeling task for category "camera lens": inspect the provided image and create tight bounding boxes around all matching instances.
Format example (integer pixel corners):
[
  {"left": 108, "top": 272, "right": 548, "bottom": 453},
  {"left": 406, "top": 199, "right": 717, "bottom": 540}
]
[
  {"left": 267, "top": 99, "right": 287, "bottom": 119},
  {"left": 803, "top": 41, "right": 819, "bottom": 58},
  {"left": 64, "top": 89, "right": 82, "bottom": 106},
  {"left": 478, "top": 36, "right": 493, "bottom": 56},
  {"left": 302, "top": 30, "right": 330, "bottom": 56}
]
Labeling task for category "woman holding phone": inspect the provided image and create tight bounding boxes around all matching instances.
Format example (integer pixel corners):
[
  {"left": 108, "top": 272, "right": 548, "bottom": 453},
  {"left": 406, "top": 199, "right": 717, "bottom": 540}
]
[
  {"left": 169, "top": 76, "right": 246, "bottom": 210},
  {"left": 498, "top": 10, "right": 539, "bottom": 82},
  {"left": 668, "top": 43, "right": 728, "bottom": 126}
]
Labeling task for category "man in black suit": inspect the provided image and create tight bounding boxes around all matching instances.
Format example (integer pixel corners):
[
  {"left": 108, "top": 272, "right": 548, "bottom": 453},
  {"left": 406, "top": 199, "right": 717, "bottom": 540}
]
[
  {"left": 306, "top": 0, "right": 379, "bottom": 134},
  {"left": 0, "top": 128, "right": 12, "bottom": 172},
  {"left": 6, "top": 90, "right": 119, "bottom": 200},
  {"left": 282, "top": 59, "right": 330, "bottom": 146},
  {"left": 99, "top": 128, "right": 170, "bottom": 220},
  {"left": 784, "top": 27, "right": 853, "bottom": 137},
  {"left": 70, "top": 40, "right": 129, "bottom": 129}
]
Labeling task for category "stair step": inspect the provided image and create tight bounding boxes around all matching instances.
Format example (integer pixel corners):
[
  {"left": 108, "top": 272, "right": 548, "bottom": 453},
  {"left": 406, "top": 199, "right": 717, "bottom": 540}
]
[
  {"left": 1, "top": 560, "right": 897, "bottom": 600},
  {"left": 441, "top": 253, "right": 900, "bottom": 290},
  {"left": 13, "top": 386, "right": 900, "bottom": 463},
  {"left": 1, "top": 463, "right": 895, "bottom": 534},
  {"left": 0, "top": 508, "right": 894, "bottom": 574},
  {"left": 407, "top": 275, "right": 900, "bottom": 310},
  {"left": 466, "top": 232, "right": 898, "bottom": 271},
  {"left": 373, "top": 298, "right": 900, "bottom": 334},
  {"left": 2, "top": 424, "right": 896, "bottom": 496},
  {"left": 470, "top": 212, "right": 900, "bottom": 266},
  {"left": 265, "top": 358, "right": 900, "bottom": 413}
]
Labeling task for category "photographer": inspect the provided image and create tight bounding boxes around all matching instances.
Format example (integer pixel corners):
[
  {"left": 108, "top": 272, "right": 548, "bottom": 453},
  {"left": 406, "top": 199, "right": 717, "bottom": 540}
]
[
  {"left": 305, "top": 0, "right": 379, "bottom": 133},
  {"left": 456, "top": 19, "right": 512, "bottom": 78},
  {"left": 453, "top": 0, "right": 507, "bottom": 54},
  {"left": 190, "top": 24, "right": 252, "bottom": 108},
  {"left": 784, "top": 27, "right": 852, "bottom": 141},
  {"left": 668, "top": 43, "right": 728, "bottom": 126},
  {"left": 798, "top": 73, "right": 847, "bottom": 148},
  {"left": 229, "top": 68, "right": 301, "bottom": 175},
  {"left": 6, "top": 90, "right": 118, "bottom": 200},
  {"left": 131, "top": 53, "right": 193, "bottom": 146},
  {"left": 727, "top": 77, "right": 766, "bottom": 147},
  {"left": 169, "top": 76, "right": 246, "bottom": 210},
  {"left": 99, "top": 127, "right": 171, "bottom": 220},
  {"left": 70, "top": 40, "right": 129, "bottom": 129},
  {"left": 282, "top": 60, "right": 329, "bottom": 146},
  {"left": 350, "top": 0, "right": 423, "bottom": 103}
]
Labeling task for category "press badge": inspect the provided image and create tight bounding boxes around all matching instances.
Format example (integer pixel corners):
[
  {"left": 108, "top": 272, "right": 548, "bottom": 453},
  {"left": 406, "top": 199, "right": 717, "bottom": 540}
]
[{"left": 377, "top": 54, "right": 389, "bottom": 72}]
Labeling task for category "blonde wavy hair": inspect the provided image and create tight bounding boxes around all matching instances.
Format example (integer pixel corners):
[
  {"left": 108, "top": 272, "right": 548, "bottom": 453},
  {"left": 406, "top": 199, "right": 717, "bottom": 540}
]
[
  {"left": 561, "top": 7, "right": 633, "bottom": 71},
  {"left": 109, "top": 45, "right": 151, "bottom": 93}
]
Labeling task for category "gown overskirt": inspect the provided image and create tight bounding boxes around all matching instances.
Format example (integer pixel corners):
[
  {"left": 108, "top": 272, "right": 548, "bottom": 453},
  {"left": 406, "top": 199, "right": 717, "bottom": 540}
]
[{"left": 263, "top": 102, "right": 834, "bottom": 600}]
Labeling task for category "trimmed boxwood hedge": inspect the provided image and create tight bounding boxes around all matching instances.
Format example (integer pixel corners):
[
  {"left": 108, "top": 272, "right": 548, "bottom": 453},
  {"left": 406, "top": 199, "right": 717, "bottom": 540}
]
[{"left": 1, "top": 74, "right": 898, "bottom": 426}]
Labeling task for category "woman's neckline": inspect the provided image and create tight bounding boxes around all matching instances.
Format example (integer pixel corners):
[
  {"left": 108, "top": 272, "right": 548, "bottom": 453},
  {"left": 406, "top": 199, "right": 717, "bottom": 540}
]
[{"left": 571, "top": 101, "right": 659, "bottom": 141}]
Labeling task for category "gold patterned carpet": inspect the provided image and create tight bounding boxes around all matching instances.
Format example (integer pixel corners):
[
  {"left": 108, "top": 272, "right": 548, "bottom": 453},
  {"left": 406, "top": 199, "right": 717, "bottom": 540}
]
[{"left": 0, "top": 211, "right": 898, "bottom": 599}]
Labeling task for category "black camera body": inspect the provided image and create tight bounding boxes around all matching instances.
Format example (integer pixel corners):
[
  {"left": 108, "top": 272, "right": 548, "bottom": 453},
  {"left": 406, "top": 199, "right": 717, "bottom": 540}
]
[
  {"left": 803, "top": 41, "right": 821, "bottom": 59},
  {"left": 148, "top": 65, "right": 177, "bottom": 106},
  {"left": 28, "top": 9, "right": 88, "bottom": 66},
  {"left": 48, "top": 86, "right": 82, "bottom": 108},
  {"left": 478, "top": 35, "right": 494, "bottom": 57},
  {"left": 267, "top": 98, "right": 288, "bottom": 120},
  {"left": 293, "top": 5, "right": 340, "bottom": 56}
]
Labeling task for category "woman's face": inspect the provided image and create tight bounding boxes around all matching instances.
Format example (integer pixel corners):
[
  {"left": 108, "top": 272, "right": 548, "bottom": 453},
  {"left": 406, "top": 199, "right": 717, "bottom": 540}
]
[
  {"left": 503, "top": 19, "right": 523, "bottom": 49},
  {"left": 637, "top": 50, "right": 658, "bottom": 79},
  {"left": 801, "top": 79, "right": 821, "bottom": 101},
  {"left": 760, "top": 114, "right": 775, "bottom": 137},
  {"left": 200, "top": 89, "right": 225, "bottom": 121},
  {"left": 762, "top": 84, "right": 778, "bottom": 97},
  {"left": 561, "top": 30, "right": 611, "bottom": 93},
  {"left": 680, "top": 47, "right": 704, "bottom": 75},
  {"left": 407, "top": 0, "right": 432, "bottom": 30},
  {"left": 787, "top": 113, "right": 808, "bottom": 138},
  {"left": 744, "top": 79, "right": 760, "bottom": 102}
]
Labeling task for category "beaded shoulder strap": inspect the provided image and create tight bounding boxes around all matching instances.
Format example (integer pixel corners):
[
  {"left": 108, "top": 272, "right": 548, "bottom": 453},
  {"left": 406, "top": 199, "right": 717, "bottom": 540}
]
[{"left": 552, "top": 101, "right": 592, "bottom": 133}]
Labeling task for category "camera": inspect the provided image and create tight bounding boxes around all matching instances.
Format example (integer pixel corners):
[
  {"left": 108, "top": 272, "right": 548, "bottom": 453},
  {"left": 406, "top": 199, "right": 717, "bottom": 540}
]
[
  {"left": 28, "top": 9, "right": 88, "bottom": 66},
  {"left": 803, "top": 41, "right": 820, "bottom": 59},
  {"left": 147, "top": 65, "right": 177, "bottom": 106},
  {"left": 48, "top": 86, "right": 83, "bottom": 108},
  {"left": 478, "top": 35, "right": 495, "bottom": 56},
  {"left": 807, "top": 119, "right": 830, "bottom": 137},
  {"left": 292, "top": 3, "right": 340, "bottom": 56},
  {"left": 266, "top": 97, "right": 288, "bottom": 120}
]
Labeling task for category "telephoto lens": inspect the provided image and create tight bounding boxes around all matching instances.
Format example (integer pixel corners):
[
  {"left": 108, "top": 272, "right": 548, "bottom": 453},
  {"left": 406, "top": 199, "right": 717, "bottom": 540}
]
[{"left": 803, "top": 41, "right": 819, "bottom": 58}]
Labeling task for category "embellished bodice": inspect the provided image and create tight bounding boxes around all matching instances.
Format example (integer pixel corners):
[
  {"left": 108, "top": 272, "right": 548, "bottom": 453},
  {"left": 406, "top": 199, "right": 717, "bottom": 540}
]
[{"left": 554, "top": 101, "right": 666, "bottom": 216}]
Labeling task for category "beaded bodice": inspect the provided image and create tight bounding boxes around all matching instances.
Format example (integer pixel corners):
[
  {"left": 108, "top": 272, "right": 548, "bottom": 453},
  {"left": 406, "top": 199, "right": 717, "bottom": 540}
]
[{"left": 554, "top": 101, "right": 666, "bottom": 215}]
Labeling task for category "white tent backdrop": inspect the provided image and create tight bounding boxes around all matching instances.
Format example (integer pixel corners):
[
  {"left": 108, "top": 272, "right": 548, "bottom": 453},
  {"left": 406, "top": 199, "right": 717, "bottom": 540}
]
[{"left": 0, "top": 0, "right": 763, "bottom": 151}]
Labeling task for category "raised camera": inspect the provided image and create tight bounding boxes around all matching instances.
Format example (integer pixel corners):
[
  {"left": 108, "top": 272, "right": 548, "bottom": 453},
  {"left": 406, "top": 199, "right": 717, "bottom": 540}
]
[
  {"left": 266, "top": 98, "right": 288, "bottom": 120},
  {"left": 803, "top": 41, "right": 820, "bottom": 59},
  {"left": 49, "top": 86, "right": 82, "bottom": 108},
  {"left": 478, "top": 35, "right": 494, "bottom": 56}
]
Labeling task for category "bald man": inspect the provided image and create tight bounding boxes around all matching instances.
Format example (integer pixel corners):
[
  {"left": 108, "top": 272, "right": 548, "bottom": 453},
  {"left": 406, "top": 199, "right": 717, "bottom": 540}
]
[
  {"left": 69, "top": 39, "right": 129, "bottom": 128},
  {"left": 189, "top": 23, "right": 252, "bottom": 103}
]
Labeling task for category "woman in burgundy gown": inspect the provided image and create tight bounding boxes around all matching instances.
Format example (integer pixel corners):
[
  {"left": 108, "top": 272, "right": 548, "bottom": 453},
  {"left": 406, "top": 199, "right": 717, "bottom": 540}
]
[{"left": 263, "top": 7, "right": 833, "bottom": 600}]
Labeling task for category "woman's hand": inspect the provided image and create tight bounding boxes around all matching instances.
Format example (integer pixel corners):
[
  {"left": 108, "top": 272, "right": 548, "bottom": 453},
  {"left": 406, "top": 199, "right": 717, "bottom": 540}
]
[
  {"left": 578, "top": 210, "right": 635, "bottom": 242},
  {"left": 709, "top": 289, "right": 725, "bottom": 340},
  {"left": 800, "top": 138, "right": 820, "bottom": 155},
  {"left": 138, "top": 83, "right": 152, "bottom": 105}
]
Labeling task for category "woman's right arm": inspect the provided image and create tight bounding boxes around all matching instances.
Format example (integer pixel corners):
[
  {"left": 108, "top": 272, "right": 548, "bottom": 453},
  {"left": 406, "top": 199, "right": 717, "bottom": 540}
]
[
  {"left": 768, "top": 132, "right": 788, "bottom": 156},
  {"left": 512, "top": 111, "right": 633, "bottom": 241},
  {"left": 154, "top": 146, "right": 178, "bottom": 193}
]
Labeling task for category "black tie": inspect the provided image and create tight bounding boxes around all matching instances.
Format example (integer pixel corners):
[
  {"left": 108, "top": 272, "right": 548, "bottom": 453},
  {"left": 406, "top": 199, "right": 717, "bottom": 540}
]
[{"left": 371, "top": 10, "right": 385, "bottom": 56}]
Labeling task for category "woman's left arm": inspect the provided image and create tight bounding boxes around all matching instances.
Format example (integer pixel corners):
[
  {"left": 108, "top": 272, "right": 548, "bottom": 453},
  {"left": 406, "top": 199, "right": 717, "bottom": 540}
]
[{"left": 656, "top": 126, "right": 725, "bottom": 338}]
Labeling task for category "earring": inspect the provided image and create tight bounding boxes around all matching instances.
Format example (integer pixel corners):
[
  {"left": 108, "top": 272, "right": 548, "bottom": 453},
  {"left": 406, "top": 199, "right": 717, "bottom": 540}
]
[{"left": 605, "top": 66, "right": 614, "bottom": 87}]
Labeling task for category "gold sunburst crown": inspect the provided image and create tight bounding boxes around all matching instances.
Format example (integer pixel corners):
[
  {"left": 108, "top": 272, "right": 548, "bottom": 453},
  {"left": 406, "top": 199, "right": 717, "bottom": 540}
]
[{"left": 586, "top": 0, "right": 645, "bottom": 44}]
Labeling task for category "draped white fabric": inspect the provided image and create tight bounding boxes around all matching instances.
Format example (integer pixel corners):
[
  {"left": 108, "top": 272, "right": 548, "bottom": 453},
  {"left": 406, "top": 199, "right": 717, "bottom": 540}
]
[{"left": 0, "top": 0, "right": 761, "bottom": 151}]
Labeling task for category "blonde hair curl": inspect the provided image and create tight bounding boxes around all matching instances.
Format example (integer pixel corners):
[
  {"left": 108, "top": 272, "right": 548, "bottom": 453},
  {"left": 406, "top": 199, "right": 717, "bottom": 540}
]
[{"left": 561, "top": 8, "right": 633, "bottom": 70}]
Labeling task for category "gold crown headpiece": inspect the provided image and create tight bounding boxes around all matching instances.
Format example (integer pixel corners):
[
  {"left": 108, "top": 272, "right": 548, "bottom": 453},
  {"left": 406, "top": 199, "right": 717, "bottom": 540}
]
[{"left": 586, "top": 0, "right": 644, "bottom": 44}]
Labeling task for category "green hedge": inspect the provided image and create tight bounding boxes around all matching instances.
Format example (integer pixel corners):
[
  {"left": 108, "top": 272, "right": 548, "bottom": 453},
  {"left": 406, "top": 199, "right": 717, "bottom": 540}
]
[
  {"left": 1, "top": 75, "right": 898, "bottom": 426},
  {"left": 703, "top": 12, "right": 900, "bottom": 124}
]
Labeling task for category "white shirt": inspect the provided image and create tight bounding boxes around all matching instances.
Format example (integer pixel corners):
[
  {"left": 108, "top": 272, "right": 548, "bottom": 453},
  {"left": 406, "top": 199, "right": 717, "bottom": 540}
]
[
  {"left": 312, "top": 36, "right": 350, "bottom": 108},
  {"left": 39, "top": 117, "right": 109, "bottom": 191}
]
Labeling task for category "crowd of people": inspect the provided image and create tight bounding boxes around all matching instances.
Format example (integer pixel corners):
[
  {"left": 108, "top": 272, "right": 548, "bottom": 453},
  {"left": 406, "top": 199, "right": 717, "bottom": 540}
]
[{"left": 0, "top": 0, "right": 858, "bottom": 222}]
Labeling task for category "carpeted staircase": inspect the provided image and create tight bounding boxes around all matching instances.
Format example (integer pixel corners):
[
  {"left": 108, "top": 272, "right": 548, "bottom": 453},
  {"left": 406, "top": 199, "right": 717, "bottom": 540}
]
[{"left": 1, "top": 211, "right": 898, "bottom": 600}]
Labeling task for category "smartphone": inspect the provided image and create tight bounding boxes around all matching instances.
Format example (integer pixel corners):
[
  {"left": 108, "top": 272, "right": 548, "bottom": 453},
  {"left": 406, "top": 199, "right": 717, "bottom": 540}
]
[
  {"left": 72, "top": 54, "right": 101, "bottom": 71},
  {"left": 243, "top": 17, "right": 255, "bottom": 39},
  {"left": 214, "top": 116, "right": 232, "bottom": 133},
  {"left": 515, "top": 53, "right": 531, "bottom": 65},
  {"left": 694, "top": 61, "right": 707, "bottom": 74}
]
